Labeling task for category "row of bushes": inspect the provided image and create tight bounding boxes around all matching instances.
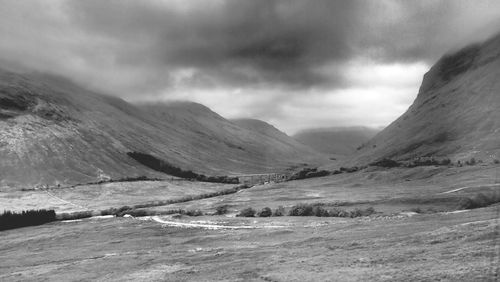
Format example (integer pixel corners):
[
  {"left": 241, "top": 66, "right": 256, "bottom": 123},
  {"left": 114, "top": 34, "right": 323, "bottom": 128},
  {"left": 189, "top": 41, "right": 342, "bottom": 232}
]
[
  {"left": 99, "top": 208, "right": 205, "bottom": 218},
  {"left": 369, "top": 157, "right": 493, "bottom": 168},
  {"left": 127, "top": 152, "right": 239, "bottom": 184},
  {"left": 288, "top": 204, "right": 375, "bottom": 218},
  {"left": 100, "top": 184, "right": 251, "bottom": 217},
  {"left": 235, "top": 204, "right": 376, "bottom": 218},
  {"left": 1, "top": 209, "right": 56, "bottom": 231},
  {"left": 236, "top": 206, "right": 284, "bottom": 217},
  {"left": 57, "top": 210, "right": 94, "bottom": 221}
]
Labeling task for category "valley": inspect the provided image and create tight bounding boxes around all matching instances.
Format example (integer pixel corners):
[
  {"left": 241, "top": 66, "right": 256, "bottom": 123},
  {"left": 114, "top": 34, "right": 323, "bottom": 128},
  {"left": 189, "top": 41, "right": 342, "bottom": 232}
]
[
  {"left": 1, "top": 8, "right": 500, "bottom": 281},
  {"left": 1, "top": 164, "right": 500, "bottom": 281}
]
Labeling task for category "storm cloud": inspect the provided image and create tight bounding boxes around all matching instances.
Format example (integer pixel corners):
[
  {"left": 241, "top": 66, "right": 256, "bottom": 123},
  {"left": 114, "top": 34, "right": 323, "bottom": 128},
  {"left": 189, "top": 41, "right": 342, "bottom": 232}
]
[{"left": 1, "top": 0, "right": 500, "bottom": 133}]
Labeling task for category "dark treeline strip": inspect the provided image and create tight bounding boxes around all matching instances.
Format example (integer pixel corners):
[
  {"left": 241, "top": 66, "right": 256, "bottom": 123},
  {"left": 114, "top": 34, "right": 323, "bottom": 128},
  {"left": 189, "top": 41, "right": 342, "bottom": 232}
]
[
  {"left": 1, "top": 209, "right": 56, "bottom": 231},
  {"left": 127, "top": 152, "right": 239, "bottom": 184},
  {"left": 287, "top": 166, "right": 361, "bottom": 181},
  {"left": 288, "top": 167, "right": 331, "bottom": 181},
  {"left": 368, "top": 157, "right": 480, "bottom": 168}
]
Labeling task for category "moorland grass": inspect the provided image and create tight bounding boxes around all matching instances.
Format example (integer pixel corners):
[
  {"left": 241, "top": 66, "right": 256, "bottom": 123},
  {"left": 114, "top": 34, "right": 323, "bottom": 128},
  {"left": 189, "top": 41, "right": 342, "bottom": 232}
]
[{"left": 459, "top": 192, "right": 500, "bottom": 210}]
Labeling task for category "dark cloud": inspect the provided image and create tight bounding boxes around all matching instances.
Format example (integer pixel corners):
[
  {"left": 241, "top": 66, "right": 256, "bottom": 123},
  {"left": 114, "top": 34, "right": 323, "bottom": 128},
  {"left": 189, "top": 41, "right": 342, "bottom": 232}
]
[
  {"left": 63, "top": 0, "right": 361, "bottom": 89},
  {"left": 58, "top": 0, "right": 500, "bottom": 91},
  {"left": 1, "top": 0, "right": 500, "bottom": 132}
]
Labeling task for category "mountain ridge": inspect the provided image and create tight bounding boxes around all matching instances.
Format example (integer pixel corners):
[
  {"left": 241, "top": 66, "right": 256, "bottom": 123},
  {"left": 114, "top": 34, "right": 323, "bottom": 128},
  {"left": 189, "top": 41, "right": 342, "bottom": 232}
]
[
  {"left": 0, "top": 69, "right": 326, "bottom": 188},
  {"left": 353, "top": 31, "right": 500, "bottom": 164}
]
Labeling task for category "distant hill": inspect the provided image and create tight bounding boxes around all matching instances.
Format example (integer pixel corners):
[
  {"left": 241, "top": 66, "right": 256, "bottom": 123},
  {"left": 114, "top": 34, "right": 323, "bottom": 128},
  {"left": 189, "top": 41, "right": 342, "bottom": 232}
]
[
  {"left": 0, "top": 69, "right": 325, "bottom": 188},
  {"left": 293, "top": 127, "right": 379, "bottom": 156},
  {"left": 231, "top": 118, "right": 313, "bottom": 151},
  {"left": 354, "top": 31, "right": 500, "bottom": 164}
]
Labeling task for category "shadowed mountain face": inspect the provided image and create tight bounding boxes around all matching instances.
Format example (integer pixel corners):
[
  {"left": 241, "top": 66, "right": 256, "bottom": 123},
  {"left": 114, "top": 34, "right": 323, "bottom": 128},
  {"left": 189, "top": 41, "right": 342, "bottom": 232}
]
[
  {"left": 354, "top": 32, "right": 500, "bottom": 164},
  {"left": 293, "top": 127, "right": 379, "bottom": 157},
  {"left": 0, "top": 70, "right": 325, "bottom": 188}
]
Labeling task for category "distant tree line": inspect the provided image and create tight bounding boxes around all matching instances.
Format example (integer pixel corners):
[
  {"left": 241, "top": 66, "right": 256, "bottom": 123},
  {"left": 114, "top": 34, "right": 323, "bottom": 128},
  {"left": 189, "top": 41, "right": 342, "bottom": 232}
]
[
  {"left": 287, "top": 166, "right": 362, "bottom": 181},
  {"left": 127, "top": 152, "right": 239, "bottom": 184},
  {"left": 288, "top": 167, "right": 331, "bottom": 181},
  {"left": 1, "top": 209, "right": 56, "bottom": 231},
  {"left": 370, "top": 157, "right": 454, "bottom": 168}
]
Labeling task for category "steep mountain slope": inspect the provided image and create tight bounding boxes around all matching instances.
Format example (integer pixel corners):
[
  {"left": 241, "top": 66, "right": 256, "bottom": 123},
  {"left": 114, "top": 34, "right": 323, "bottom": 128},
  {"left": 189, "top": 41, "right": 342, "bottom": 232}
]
[
  {"left": 230, "top": 118, "right": 318, "bottom": 154},
  {"left": 0, "top": 70, "right": 325, "bottom": 188},
  {"left": 293, "top": 127, "right": 379, "bottom": 156},
  {"left": 354, "top": 32, "right": 500, "bottom": 164},
  {"left": 141, "top": 104, "right": 324, "bottom": 171}
]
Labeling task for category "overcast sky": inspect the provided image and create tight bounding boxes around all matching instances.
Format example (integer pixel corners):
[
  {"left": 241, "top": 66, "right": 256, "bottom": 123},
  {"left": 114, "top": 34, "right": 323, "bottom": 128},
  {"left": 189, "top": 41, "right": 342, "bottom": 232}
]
[{"left": 1, "top": 0, "right": 500, "bottom": 134}]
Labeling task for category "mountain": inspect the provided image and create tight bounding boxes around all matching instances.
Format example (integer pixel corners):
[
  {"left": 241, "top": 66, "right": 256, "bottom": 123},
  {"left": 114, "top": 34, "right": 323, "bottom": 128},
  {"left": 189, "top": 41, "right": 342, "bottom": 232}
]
[
  {"left": 293, "top": 127, "right": 380, "bottom": 157},
  {"left": 0, "top": 69, "right": 325, "bottom": 188},
  {"left": 231, "top": 118, "right": 316, "bottom": 153},
  {"left": 354, "top": 32, "right": 500, "bottom": 164}
]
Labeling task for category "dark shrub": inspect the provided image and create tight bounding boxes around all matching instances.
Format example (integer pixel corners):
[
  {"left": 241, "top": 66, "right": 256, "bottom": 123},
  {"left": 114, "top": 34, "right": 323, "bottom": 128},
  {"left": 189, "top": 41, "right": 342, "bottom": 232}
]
[
  {"left": 312, "top": 206, "right": 329, "bottom": 217},
  {"left": 440, "top": 158, "right": 452, "bottom": 166},
  {"left": 100, "top": 208, "right": 117, "bottom": 216},
  {"left": 126, "top": 209, "right": 154, "bottom": 217},
  {"left": 58, "top": 210, "right": 93, "bottom": 220},
  {"left": 273, "top": 206, "right": 285, "bottom": 216},
  {"left": 257, "top": 207, "right": 272, "bottom": 217},
  {"left": 215, "top": 205, "right": 229, "bottom": 215},
  {"left": 459, "top": 192, "right": 500, "bottom": 209},
  {"left": 116, "top": 175, "right": 152, "bottom": 182},
  {"left": 407, "top": 157, "right": 451, "bottom": 167},
  {"left": 115, "top": 206, "right": 133, "bottom": 217},
  {"left": 340, "top": 166, "right": 359, "bottom": 173},
  {"left": 186, "top": 209, "right": 204, "bottom": 216},
  {"left": 349, "top": 208, "right": 364, "bottom": 218},
  {"left": 349, "top": 207, "right": 375, "bottom": 218},
  {"left": 466, "top": 158, "right": 476, "bottom": 166},
  {"left": 288, "top": 204, "right": 314, "bottom": 216},
  {"left": 410, "top": 207, "right": 423, "bottom": 213},
  {"left": 329, "top": 208, "right": 350, "bottom": 217},
  {"left": 494, "top": 159, "right": 500, "bottom": 164},
  {"left": 237, "top": 207, "right": 256, "bottom": 217},
  {"left": 0, "top": 209, "right": 56, "bottom": 231},
  {"left": 370, "top": 158, "right": 400, "bottom": 168}
]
